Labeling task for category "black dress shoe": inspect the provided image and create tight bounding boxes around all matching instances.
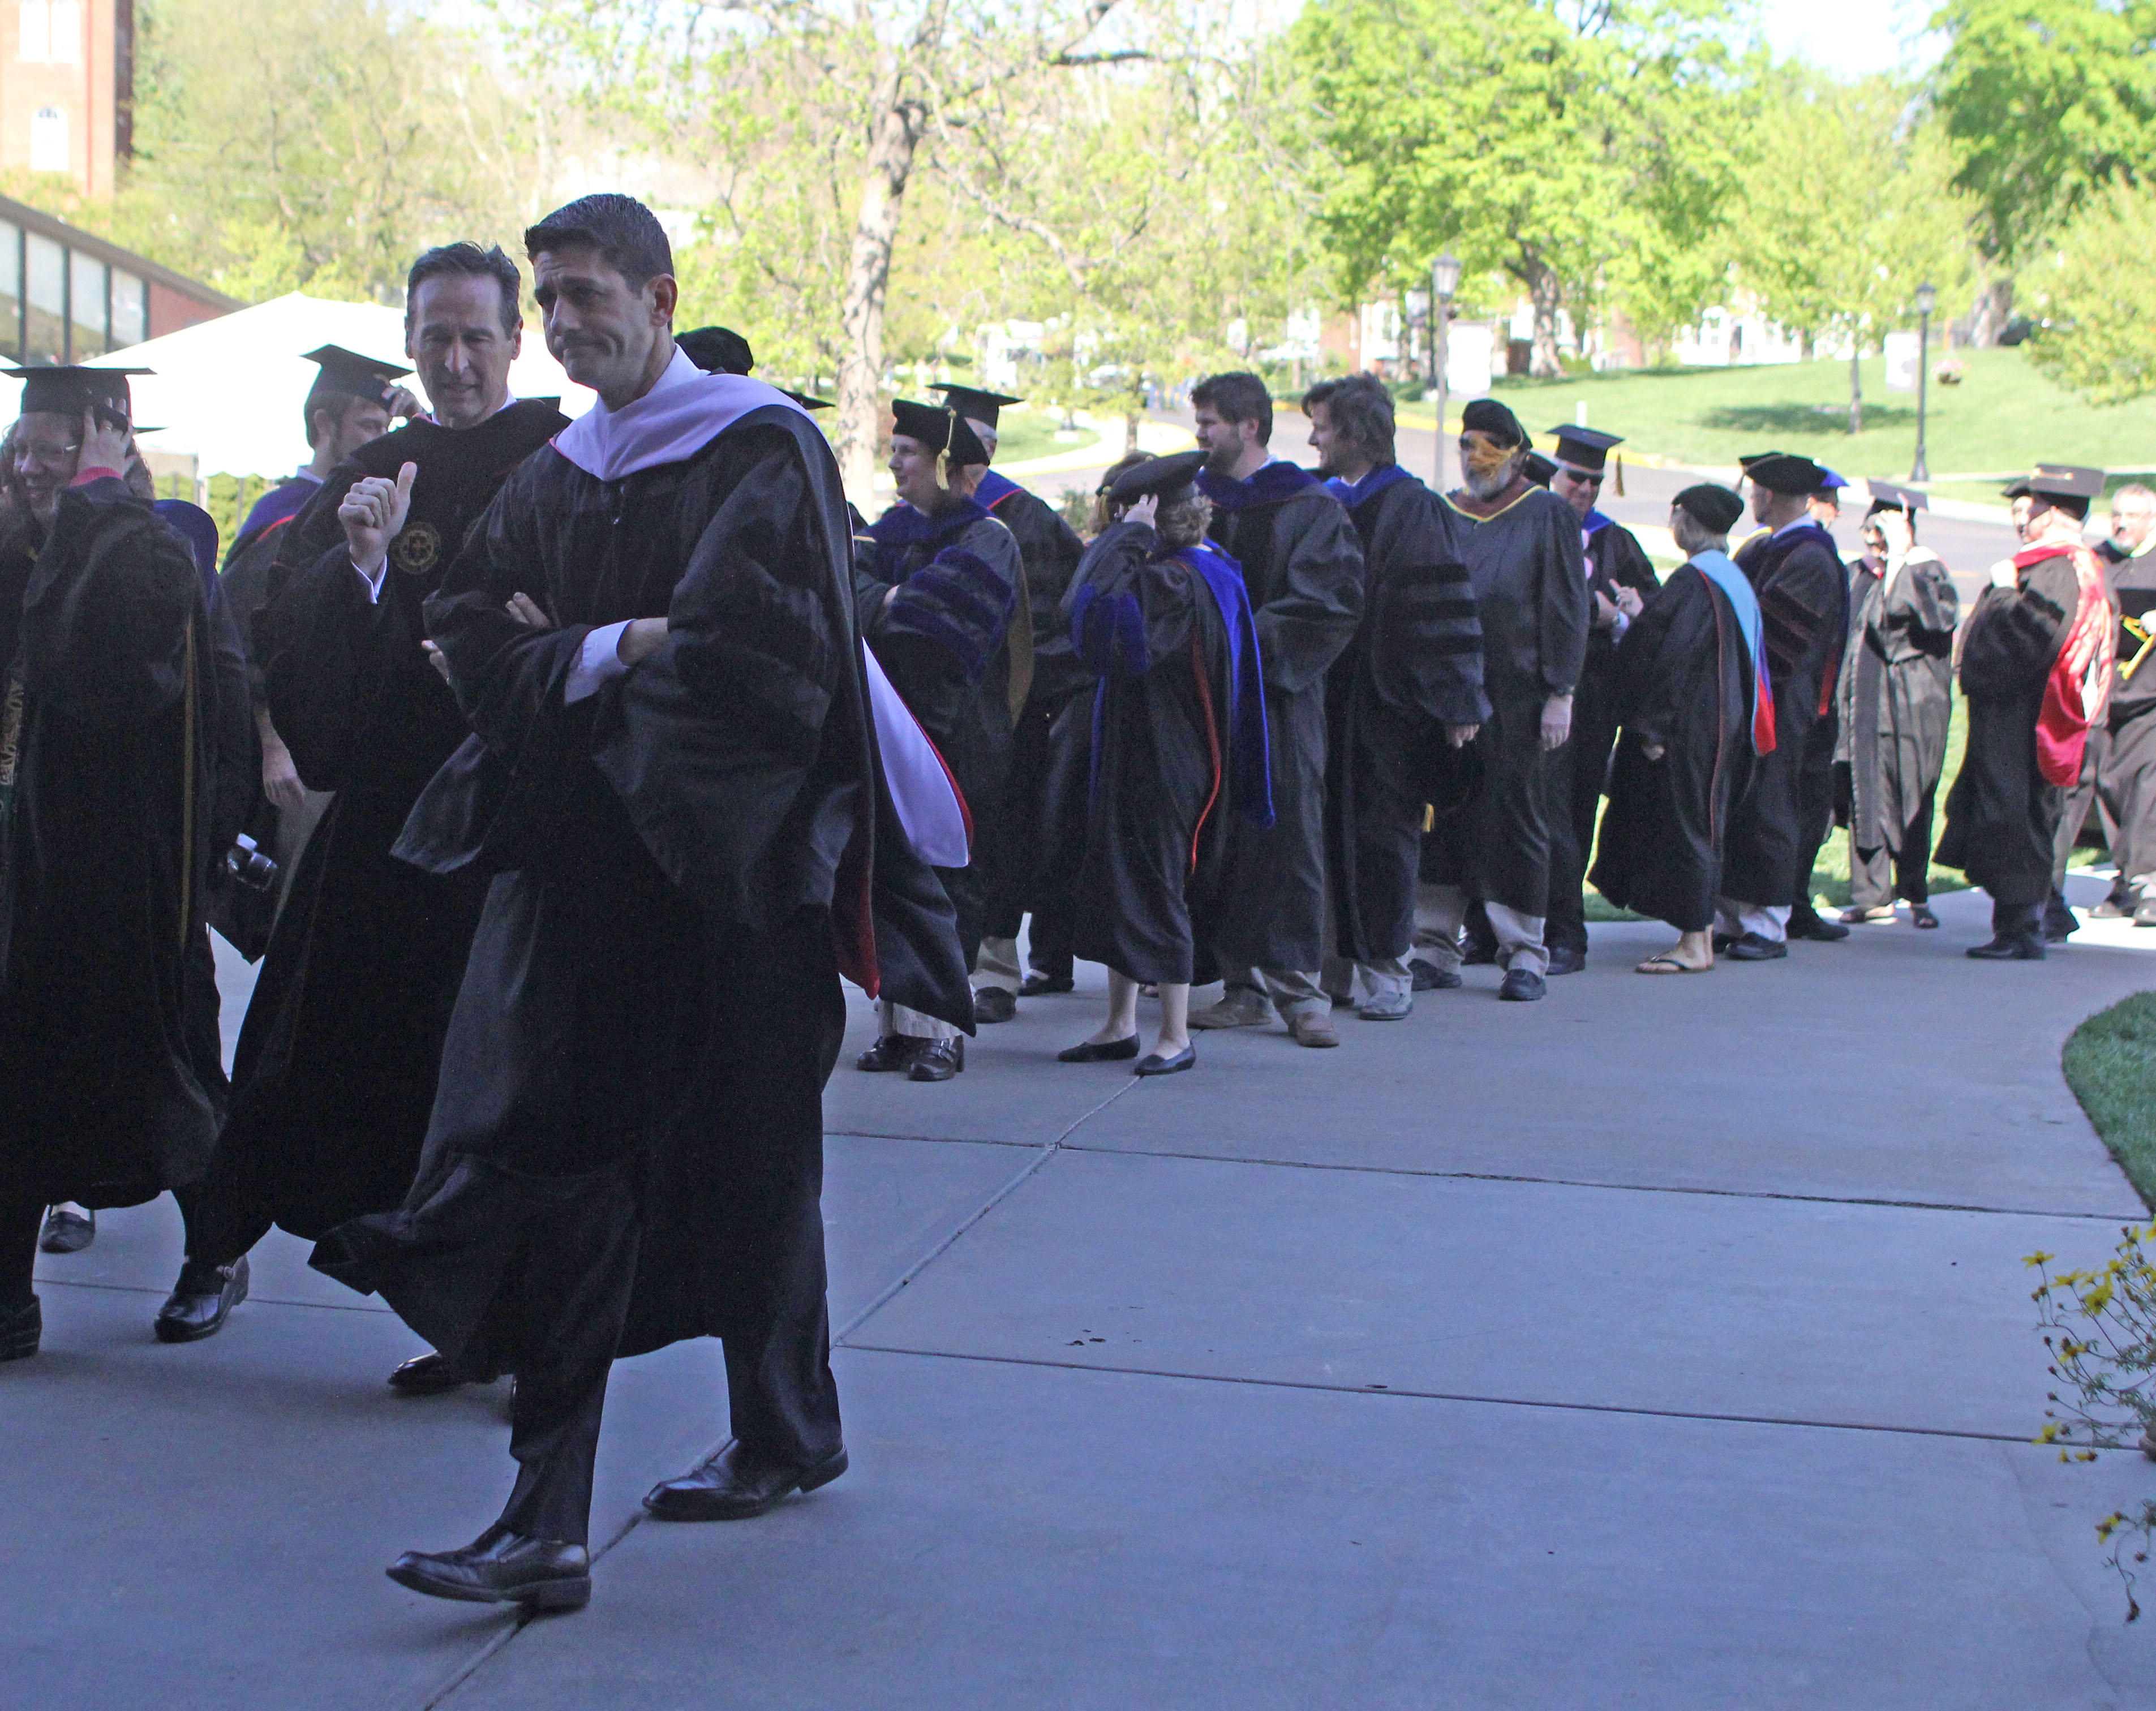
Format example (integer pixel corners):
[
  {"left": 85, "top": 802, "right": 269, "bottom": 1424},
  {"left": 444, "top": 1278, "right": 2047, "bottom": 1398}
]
[
  {"left": 1408, "top": 958, "right": 1462, "bottom": 991},
  {"left": 153, "top": 1256, "right": 248, "bottom": 1344},
  {"left": 1019, "top": 972, "right": 1075, "bottom": 996},
  {"left": 1134, "top": 1044, "right": 1197, "bottom": 1076},
  {"left": 387, "top": 1525, "right": 590, "bottom": 1610},
  {"left": 1497, "top": 967, "right": 1547, "bottom": 1001},
  {"left": 1544, "top": 944, "right": 1586, "bottom": 975},
  {"left": 856, "top": 1034, "right": 925, "bottom": 1073},
  {"left": 388, "top": 1350, "right": 499, "bottom": 1394},
  {"left": 643, "top": 1442, "right": 849, "bottom": 1522},
  {"left": 973, "top": 986, "right": 1017, "bottom": 1024},
  {"left": 2045, "top": 892, "right": 2078, "bottom": 942},
  {"left": 37, "top": 1206, "right": 93, "bottom": 1254},
  {"left": 1968, "top": 932, "right": 2046, "bottom": 961},
  {"left": 1058, "top": 1035, "right": 1140, "bottom": 1063},
  {"left": 1, "top": 1295, "right": 40, "bottom": 1361},
  {"left": 1788, "top": 913, "right": 1850, "bottom": 942},
  {"left": 907, "top": 1038, "right": 964, "bottom": 1081},
  {"left": 1724, "top": 932, "right": 1788, "bottom": 961}
]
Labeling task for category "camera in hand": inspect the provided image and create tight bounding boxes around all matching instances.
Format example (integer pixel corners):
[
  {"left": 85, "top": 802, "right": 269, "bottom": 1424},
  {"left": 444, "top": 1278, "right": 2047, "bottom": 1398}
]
[{"left": 225, "top": 833, "right": 278, "bottom": 893}]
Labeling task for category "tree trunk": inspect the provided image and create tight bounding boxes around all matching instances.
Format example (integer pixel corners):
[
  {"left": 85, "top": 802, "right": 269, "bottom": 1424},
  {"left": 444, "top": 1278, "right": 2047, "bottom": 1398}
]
[
  {"left": 1969, "top": 276, "right": 2015, "bottom": 347},
  {"left": 1848, "top": 346, "right": 1862, "bottom": 435},
  {"left": 837, "top": 84, "right": 924, "bottom": 507},
  {"left": 1124, "top": 409, "right": 1141, "bottom": 455},
  {"left": 1522, "top": 252, "right": 1564, "bottom": 379}
]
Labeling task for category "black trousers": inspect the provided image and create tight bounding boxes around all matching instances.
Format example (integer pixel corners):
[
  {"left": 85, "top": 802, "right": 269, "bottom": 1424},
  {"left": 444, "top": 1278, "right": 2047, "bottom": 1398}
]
[
  {"left": 1789, "top": 762, "right": 1837, "bottom": 919},
  {"left": 2, "top": 1194, "right": 41, "bottom": 1305}
]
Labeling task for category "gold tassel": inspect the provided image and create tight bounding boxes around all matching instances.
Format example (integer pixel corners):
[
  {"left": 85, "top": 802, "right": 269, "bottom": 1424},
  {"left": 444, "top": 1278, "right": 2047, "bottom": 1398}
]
[{"left": 1614, "top": 454, "right": 1625, "bottom": 498}]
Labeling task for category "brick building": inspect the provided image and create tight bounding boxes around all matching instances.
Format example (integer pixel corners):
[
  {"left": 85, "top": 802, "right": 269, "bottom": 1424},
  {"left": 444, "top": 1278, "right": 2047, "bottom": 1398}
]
[{"left": 3, "top": 0, "right": 129, "bottom": 196}]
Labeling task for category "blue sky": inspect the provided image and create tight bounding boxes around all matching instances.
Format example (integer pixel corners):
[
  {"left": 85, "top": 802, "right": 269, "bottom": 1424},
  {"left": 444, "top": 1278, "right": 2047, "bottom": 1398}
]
[{"left": 1758, "top": 0, "right": 1946, "bottom": 74}]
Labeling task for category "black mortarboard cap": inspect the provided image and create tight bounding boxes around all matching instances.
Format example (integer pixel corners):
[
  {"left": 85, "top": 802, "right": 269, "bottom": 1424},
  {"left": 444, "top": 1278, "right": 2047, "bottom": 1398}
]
[
  {"left": 1866, "top": 480, "right": 1927, "bottom": 516},
  {"left": 783, "top": 390, "right": 835, "bottom": 411},
  {"left": 1548, "top": 424, "right": 1623, "bottom": 471},
  {"left": 1522, "top": 450, "right": 1557, "bottom": 488},
  {"left": 890, "top": 399, "right": 990, "bottom": 466},
  {"left": 1461, "top": 397, "right": 1527, "bottom": 448},
  {"left": 676, "top": 326, "right": 755, "bottom": 376},
  {"left": 1673, "top": 483, "right": 1745, "bottom": 534},
  {"left": 1744, "top": 452, "right": 1834, "bottom": 496},
  {"left": 8, "top": 364, "right": 147, "bottom": 422},
  {"left": 929, "top": 383, "right": 1023, "bottom": 429},
  {"left": 300, "top": 345, "right": 411, "bottom": 405},
  {"left": 2002, "top": 463, "right": 2104, "bottom": 502},
  {"left": 1104, "top": 450, "right": 1206, "bottom": 506}
]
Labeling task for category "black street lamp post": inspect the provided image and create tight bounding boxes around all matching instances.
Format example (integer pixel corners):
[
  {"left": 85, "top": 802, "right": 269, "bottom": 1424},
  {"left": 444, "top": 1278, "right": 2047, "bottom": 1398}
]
[
  {"left": 1912, "top": 280, "right": 1936, "bottom": 484},
  {"left": 1432, "top": 250, "right": 1461, "bottom": 492}
]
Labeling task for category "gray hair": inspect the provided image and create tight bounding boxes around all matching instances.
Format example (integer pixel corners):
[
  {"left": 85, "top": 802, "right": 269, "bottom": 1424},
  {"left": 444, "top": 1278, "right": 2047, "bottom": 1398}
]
[{"left": 1672, "top": 511, "right": 1726, "bottom": 558}]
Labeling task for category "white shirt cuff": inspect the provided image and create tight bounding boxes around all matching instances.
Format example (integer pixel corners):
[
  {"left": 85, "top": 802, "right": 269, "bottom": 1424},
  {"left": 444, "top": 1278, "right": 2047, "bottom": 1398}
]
[
  {"left": 565, "top": 620, "right": 633, "bottom": 704},
  {"left": 353, "top": 558, "right": 386, "bottom": 604}
]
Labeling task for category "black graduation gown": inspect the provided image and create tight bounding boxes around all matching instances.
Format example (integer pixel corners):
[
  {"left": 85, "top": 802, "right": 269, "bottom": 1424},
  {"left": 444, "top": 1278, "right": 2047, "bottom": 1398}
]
[
  {"left": 855, "top": 500, "right": 1022, "bottom": 967},
  {"left": 1938, "top": 550, "right": 2084, "bottom": 907},
  {"left": 195, "top": 401, "right": 568, "bottom": 1249},
  {"left": 1424, "top": 480, "right": 1588, "bottom": 918},
  {"left": 1721, "top": 522, "right": 1845, "bottom": 906},
  {"left": 0, "top": 480, "right": 223, "bottom": 1207},
  {"left": 1324, "top": 468, "right": 1487, "bottom": 963},
  {"left": 2098, "top": 545, "right": 2156, "bottom": 879},
  {"left": 1199, "top": 462, "right": 1364, "bottom": 970},
  {"left": 315, "top": 407, "right": 970, "bottom": 1373},
  {"left": 1591, "top": 562, "right": 1755, "bottom": 932},
  {"left": 1066, "top": 523, "right": 1246, "bottom": 983},
  {"left": 1837, "top": 550, "right": 1957, "bottom": 857}
]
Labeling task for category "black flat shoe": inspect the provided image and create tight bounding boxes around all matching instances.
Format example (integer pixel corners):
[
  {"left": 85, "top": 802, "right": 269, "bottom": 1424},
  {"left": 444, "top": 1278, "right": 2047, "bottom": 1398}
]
[
  {"left": 973, "top": 987, "right": 1017, "bottom": 1024},
  {"left": 1497, "top": 968, "right": 1547, "bottom": 1001},
  {"left": 388, "top": 1351, "right": 499, "bottom": 1394},
  {"left": 1711, "top": 932, "right": 1737, "bottom": 953},
  {"left": 856, "top": 1035, "right": 925, "bottom": 1073},
  {"left": 1724, "top": 932, "right": 1788, "bottom": 961},
  {"left": 1911, "top": 906, "right": 1939, "bottom": 929},
  {"left": 1408, "top": 959, "right": 1461, "bottom": 991},
  {"left": 1134, "top": 1045, "right": 1196, "bottom": 1076},
  {"left": 1058, "top": 1035, "right": 1140, "bottom": 1063},
  {"left": 2045, "top": 895, "right": 2078, "bottom": 942},
  {"left": 1544, "top": 944, "right": 1586, "bottom": 975},
  {"left": 907, "top": 1038, "right": 964, "bottom": 1081},
  {"left": 37, "top": 1207, "right": 93, "bottom": 1254},
  {"left": 1019, "top": 972, "right": 1075, "bottom": 996},
  {"left": 1788, "top": 914, "right": 1850, "bottom": 942},
  {"left": 387, "top": 1525, "right": 590, "bottom": 1610},
  {"left": 153, "top": 1256, "right": 248, "bottom": 1344},
  {"left": 1, "top": 1295, "right": 40, "bottom": 1361},
  {"left": 1968, "top": 933, "right": 2045, "bottom": 961},
  {"left": 643, "top": 1443, "right": 848, "bottom": 1522}
]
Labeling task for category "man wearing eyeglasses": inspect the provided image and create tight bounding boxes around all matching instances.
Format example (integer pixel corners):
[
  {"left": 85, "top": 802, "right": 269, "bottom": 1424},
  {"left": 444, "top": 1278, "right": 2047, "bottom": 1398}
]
[{"left": 1541, "top": 425, "right": 1656, "bottom": 974}]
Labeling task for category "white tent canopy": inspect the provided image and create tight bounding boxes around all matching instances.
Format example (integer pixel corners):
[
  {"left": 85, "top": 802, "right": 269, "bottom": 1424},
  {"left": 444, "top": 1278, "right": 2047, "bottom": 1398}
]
[{"left": 0, "top": 291, "right": 596, "bottom": 479}]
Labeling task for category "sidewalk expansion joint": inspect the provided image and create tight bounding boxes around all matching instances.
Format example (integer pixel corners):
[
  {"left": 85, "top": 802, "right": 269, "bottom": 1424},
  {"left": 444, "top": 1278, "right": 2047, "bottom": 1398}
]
[{"left": 32, "top": 1276, "right": 393, "bottom": 1313}]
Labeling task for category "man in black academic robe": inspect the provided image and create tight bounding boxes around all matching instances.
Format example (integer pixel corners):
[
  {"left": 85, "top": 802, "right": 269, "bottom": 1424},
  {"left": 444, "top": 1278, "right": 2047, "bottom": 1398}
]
[
  {"left": 931, "top": 382, "right": 1088, "bottom": 1013},
  {"left": 162, "top": 243, "right": 570, "bottom": 1351},
  {"left": 1835, "top": 485, "right": 1957, "bottom": 928},
  {"left": 1, "top": 371, "right": 226, "bottom": 1361},
  {"left": 1940, "top": 463, "right": 2115, "bottom": 959},
  {"left": 1184, "top": 371, "right": 1364, "bottom": 1048},
  {"left": 1783, "top": 467, "right": 1855, "bottom": 945},
  {"left": 1304, "top": 373, "right": 1485, "bottom": 1020},
  {"left": 311, "top": 197, "right": 970, "bottom": 1609},
  {"left": 2083, "top": 484, "right": 2156, "bottom": 926},
  {"left": 1713, "top": 452, "right": 1850, "bottom": 961},
  {"left": 1540, "top": 425, "right": 1656, "bottom": 973},
  {"left": 1417, "top": 398, "right": 1588, "bottom": 1003},
  {"left": 1593, "top": 484, "right": 1762, "bottom": 971},
  {"left": 851, "top": 398, "right": 1021, "bottom": 1081}
]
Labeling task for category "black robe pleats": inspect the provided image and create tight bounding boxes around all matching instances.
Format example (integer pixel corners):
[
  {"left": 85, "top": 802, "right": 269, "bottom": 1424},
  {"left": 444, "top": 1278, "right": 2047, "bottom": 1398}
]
[{"left": 1837, "top": 549, "right": 1957, "bottom": 858}]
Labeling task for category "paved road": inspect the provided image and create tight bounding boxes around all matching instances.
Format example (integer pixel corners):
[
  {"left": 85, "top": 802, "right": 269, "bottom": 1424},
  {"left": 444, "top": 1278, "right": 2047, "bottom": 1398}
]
[{"left": 11, "top": 878, "right": 2156, "bottom": 1708}]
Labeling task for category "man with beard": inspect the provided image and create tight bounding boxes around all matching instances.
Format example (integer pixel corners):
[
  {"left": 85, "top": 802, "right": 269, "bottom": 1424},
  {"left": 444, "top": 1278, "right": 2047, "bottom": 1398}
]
[
  {"left": 2091, "top": 484, "right": 2156, "bottom": 926},
  {"left": 851, "top": 398, "right": 1021, "bottom": 1081},
  {"left": 930, "top": 382, "right": 1086, "bottom": 1016},
  {"left": 1415, "top": 398, "right": 1586, "bottom": 1003},
  {"left": 1835, "top": 484, "right": 1957, "bottom": 930},
  {"left": 1186, "top": 371, "right": 1363, "bottom": 1047},
  {"left": 1940, "top": 464, "right": 2116, "bottom": 959},
  {"left": 1, "top": 369, "right": 226, "bottom": 1359},
  {"left": 1304, "top": 373, "right": 1484, "bottom": 1020},
  {"left": 1540, "top": 424, "right": 1654, "bottom": 974},
  {"left": 1594, "top": 484, "right": 1767, "bottom": 973},
  {"left": 310, "top": 194, "right": 970, "bottom": 1607},
  {"left": 1712, "top": 452, "right": 1848, "bottom": 961},
  {"left": 157, "top": 244, "right": 572, "bottom": 1352}
]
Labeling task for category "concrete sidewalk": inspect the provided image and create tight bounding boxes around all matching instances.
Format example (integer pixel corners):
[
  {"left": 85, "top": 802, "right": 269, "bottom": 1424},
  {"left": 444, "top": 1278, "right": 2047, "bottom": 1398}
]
[{"left": 11, "top": 876, "right": 2156, "bottom": 1708}]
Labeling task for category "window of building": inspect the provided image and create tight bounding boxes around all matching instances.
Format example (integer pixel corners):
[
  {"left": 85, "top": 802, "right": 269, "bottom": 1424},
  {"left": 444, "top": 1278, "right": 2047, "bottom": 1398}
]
[
  {"left": 69, "top": 251, "right": 104, "bottom": 358},
  {"left": 108, "top": 269, "right": 144, "bottom": 350},
  {"left": 48, "top": 1, "right": 76, "bottom": 62},
  {"left": 0, "top": 222, "right": 22, "bottom": 363},
  {"left": 29, "top": 106, "right": 66, "bottom": 174},
  {"left": 18, "top": 1, "right": 48, "bottom": 62},
  {"left": 24, "top": 231, "right": 63, "bottom": 363}
]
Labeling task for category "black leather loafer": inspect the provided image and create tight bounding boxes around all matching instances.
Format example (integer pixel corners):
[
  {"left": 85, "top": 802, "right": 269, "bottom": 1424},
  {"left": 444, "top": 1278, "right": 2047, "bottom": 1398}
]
[
  {"left": 1497, "top": 967, "right": 1547, "bottom": 1001},
  {"left": 1019, "top": 973, "right": 1075, "bottom": 996},
  {"left": 1408, "top": 959, "right": 1461, "bottom": 991},
  {"left": 1134, "top": 1045, "right": 1197, "bottom": 1076},
  {"left": 387, "top": 1525, "right": 590, "bottom": 1610},
  {"left": 1968, "top": 933, "right": 2045, "bottom": 961},
  {"left": 856, "top": 1035, "right": 924, "bottom": 1073},
  {"left": 37, "top": 1207, "right": 93, "bottom": 1254},
  {"left": 973, "top": 987, "right": 1017, "bottom": 1024},
  {"left": 1058, "top": 1035, "right": 1139, "bottom": 1063},
  {"left": 1788, "top": 913, "right": 1850, "bottom": 942},
  {"left": 1, "top": 1295, "right": 40, "bottom": 1361},
  {"left": 643, "top": 1443, "right": 849, "bottom": 1522},
  {"left": 1544, "top": 944, "right": 1586, "bottom": 975},
  {"left": 153, "top": 1256, "right": 248, "bottom": 1344},
  {"left": 1724, "top": 932, "right": 1788, "bottom": 961},
  {"left": 907, "top": 1039, "right": 964, "bottom": 1081},
  {"left": 388, "top": 1351, "right": 499, "bottom": 1394}
]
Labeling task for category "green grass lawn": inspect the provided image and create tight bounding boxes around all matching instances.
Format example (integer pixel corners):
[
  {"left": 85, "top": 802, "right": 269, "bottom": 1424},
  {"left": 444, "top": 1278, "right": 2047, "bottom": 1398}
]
[
  {"left": 2063, "top": 992, "right": 2156, "bottom": 1211},
  {"left": 1398, "top": 349, "right": 2156, "bottom": 496},
  {"left": 992, "top": 409, "right": 1102, "bottom": 466}
]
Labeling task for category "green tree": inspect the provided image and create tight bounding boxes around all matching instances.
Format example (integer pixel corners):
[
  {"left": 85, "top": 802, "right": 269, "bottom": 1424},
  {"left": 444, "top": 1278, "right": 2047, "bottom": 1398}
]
[{"left": 2021, "top": 180, "right": 2156, "bottom": 402}]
